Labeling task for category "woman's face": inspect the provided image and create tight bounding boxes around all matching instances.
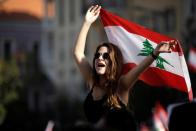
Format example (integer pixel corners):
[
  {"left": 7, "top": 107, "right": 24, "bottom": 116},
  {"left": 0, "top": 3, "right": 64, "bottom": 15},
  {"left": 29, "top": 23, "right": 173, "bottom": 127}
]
[{"left": 94, "top": 46, "right": 110, "bottom": 75}]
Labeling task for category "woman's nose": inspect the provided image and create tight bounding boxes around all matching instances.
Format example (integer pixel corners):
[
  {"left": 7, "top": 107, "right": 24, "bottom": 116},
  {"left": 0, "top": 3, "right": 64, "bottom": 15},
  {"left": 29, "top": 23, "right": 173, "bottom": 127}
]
[{"left": 98, "top": 55, "right": 104, "bottom": 60}]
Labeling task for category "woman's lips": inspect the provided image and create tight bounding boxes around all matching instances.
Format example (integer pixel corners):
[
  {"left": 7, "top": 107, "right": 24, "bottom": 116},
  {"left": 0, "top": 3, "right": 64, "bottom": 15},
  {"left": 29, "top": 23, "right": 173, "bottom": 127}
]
[{"left": 96, "top": 61, "right": 106, "bottom": 67}]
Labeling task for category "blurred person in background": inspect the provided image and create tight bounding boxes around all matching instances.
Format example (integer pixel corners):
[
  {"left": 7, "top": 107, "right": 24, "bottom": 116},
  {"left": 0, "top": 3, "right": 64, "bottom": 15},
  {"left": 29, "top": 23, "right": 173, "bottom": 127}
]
[{"left": 168, "top": 99, "right": 196, "bottom": 131}]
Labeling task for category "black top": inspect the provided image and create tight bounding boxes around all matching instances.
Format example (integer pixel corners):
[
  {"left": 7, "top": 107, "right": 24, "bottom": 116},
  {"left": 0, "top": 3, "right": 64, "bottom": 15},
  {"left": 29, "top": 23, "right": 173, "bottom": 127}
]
[{"left": 83, "top": 88, "right": 127, "bottom": 123}]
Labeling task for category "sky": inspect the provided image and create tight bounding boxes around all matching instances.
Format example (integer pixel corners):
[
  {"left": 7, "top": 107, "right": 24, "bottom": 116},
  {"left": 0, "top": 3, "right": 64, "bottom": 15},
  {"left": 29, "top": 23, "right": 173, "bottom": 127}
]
[{"left": 0, "top": 0, "right": 44, "bottom": 18}]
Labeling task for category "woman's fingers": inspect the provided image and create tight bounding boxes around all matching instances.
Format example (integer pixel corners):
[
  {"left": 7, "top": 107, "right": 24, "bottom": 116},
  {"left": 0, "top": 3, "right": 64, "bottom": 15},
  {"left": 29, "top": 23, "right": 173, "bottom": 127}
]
[
  {"left": 158, "top": 40, "right": 174, "bottom": 53},
  {"left": 94, "top": 6, "right": 101, "bottom": 15},
  {"left": 87, "top": 5, "right": 101, "bottom": 17},
  {"left": 156, "top": 40, "right": 178, "bottom": 54},
  {"left": 163, "top": 43, "right": 171, "bottom": 53},
  {"left": 91, "top": 5, "right": 98, "bottom": 12},
  {"left": 90, "top": 5, "right": 100, "bottom": 12},
  {"left": 88, "top": 6, "right": 94, "bottom": 12},
  {"left": 168, "top": 40, "right": 178, "bottom": 51},
  {"left": 85, "top": 5, "right": 101, "bottom": 23},
  {"left": 169, "top": 40, "right": 176, "bottom": 49},
  {"left": 94, "top": 5, "right": 100, "bottom": 12}
]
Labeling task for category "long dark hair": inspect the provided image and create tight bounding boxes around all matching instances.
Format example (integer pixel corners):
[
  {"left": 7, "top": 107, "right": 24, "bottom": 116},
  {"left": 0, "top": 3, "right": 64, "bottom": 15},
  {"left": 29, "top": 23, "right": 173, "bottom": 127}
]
[{"left": 92, "top": 42, "right": 123, "bottom": 108}]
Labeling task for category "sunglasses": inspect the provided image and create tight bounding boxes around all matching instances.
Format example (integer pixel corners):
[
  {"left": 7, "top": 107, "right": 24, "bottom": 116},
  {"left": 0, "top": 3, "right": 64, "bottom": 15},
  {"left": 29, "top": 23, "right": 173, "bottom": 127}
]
[{"left": 94, "top": 52, "right": 109, "bottom": 60}]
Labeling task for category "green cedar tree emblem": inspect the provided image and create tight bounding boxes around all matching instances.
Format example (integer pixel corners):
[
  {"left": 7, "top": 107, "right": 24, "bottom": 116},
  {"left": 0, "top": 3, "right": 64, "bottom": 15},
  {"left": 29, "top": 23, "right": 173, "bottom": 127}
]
[{"left": 138, "top": 39, "right": 174, "bottom": 69}]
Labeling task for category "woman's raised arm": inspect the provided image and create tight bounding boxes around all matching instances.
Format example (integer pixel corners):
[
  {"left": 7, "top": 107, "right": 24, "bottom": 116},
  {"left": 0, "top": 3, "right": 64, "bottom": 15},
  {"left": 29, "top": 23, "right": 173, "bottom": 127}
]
[{"left": 73, "top": 5, "right": 101, "bottom": 88}]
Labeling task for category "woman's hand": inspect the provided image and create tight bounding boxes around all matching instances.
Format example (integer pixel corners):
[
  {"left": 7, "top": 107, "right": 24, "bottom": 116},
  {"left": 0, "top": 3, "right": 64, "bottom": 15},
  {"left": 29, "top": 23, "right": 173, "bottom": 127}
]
[
  {"left": 85, "top": 5, "right": 101, "bottom": 24},
  {"left": 153, "top": 40, "right": 177, "bottom": 56}
]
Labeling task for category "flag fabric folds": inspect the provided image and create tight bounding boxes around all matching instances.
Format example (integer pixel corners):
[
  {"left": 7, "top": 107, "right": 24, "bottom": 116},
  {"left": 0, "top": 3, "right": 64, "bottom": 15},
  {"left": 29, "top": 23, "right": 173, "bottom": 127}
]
[{"left": 100, "top": 9, "right": 193, "bottom": 101}]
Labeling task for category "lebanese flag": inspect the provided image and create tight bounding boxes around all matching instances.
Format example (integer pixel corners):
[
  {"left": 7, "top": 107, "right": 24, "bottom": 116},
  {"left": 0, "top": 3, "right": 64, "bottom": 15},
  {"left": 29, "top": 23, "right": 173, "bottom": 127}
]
[
  {"left": 188, "top": 47, "right": 196, "bottom": 73},
  {"left": 100, "top": 9, "right": 193, "bottom": 101}
]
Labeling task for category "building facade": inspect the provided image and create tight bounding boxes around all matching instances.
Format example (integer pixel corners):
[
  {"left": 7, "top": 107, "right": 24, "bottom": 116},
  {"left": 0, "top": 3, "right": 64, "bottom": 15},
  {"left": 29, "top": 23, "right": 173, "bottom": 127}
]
[
  {"left": 41, "top": 0, "right": 85, "bottom": 100},
  {"left": 0, "top": 11, "right": 41, "bottom": 65}
]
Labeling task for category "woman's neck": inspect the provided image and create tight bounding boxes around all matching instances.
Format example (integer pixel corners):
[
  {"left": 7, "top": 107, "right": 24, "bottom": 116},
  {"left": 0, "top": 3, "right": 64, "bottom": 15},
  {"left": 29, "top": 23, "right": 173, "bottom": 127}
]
[{"left": 98, "top": 76, "right": 107, "bottom": 88}]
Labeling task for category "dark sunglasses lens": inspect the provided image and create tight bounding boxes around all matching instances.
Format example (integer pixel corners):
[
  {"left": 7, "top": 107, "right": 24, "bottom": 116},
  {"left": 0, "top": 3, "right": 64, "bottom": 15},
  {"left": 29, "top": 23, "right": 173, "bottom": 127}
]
[
  {"left": 95, "top": 53, "right": 109, "bottom": 59},
  {"left": 95, "top": 53, "right": 100, "bottom": 59},
  {"left": 103, "top": 53, "right": 109, "bottom": 59}
]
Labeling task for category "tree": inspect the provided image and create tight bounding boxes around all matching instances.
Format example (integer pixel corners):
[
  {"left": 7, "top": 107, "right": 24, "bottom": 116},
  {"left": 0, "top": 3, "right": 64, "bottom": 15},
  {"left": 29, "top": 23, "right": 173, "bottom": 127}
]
[{"left": 0, "top": 59, "right": 22, "bottom": 124}]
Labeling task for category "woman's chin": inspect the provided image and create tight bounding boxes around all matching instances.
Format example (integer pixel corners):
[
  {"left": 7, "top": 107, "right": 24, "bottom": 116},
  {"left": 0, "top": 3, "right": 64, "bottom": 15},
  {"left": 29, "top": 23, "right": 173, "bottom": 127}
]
[{"left": 96, "top": 70, "right": 106, "bottom": 75}]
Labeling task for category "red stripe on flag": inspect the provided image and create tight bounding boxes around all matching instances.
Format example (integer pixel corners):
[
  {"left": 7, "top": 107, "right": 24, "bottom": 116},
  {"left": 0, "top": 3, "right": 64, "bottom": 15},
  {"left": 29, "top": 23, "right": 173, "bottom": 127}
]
[
  {"left": 123, "top": 63, "right": 188, "bottom": 93},
  {"left": 100, "top": 9, "right": 182, "bottom": 55}
]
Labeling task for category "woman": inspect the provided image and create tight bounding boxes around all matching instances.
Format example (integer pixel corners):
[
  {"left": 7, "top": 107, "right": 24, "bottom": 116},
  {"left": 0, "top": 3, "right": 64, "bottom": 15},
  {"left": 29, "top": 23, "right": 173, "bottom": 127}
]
[{"left": 73, "top": 5, "right": 176, "bottom": 124}]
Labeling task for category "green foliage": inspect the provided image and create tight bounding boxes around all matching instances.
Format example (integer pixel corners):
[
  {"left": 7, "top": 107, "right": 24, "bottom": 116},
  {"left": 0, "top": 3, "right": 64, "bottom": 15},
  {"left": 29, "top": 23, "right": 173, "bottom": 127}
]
[
  {"left": 156, "top": 56, "right": 174, "bottom": 69},
  {"left": 138, "top": 39, "right": 154, "bottom": 56},
  {"left": 0, "top": 104, "right": 6, "bottom": 125},
  {"left": 138, "top": 39, "right": 173, "bottom": 69},
  {"left": 0, "top": 59, "right": 22, "bottom": 124}
]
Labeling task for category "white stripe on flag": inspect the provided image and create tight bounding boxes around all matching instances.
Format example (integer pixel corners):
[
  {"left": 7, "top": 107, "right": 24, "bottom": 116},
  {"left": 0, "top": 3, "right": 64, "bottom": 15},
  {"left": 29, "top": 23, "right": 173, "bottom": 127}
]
[{"left": 180, "top": 55, "right": 192, "bottom": 93}]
